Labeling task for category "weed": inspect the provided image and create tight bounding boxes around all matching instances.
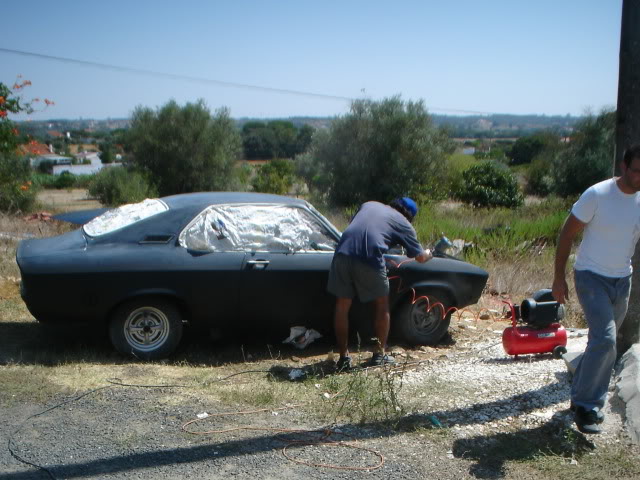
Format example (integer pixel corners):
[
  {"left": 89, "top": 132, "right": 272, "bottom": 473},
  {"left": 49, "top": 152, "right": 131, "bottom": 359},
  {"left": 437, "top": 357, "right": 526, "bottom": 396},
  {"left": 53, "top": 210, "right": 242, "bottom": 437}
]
[{"left": 320, "top": 363, "right": 406, "bottom": 425}]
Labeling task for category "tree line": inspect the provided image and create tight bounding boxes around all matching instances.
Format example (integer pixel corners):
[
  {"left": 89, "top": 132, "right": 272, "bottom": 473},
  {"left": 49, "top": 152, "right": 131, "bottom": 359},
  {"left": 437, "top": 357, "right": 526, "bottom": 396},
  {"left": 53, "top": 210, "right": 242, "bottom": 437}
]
[{"left": 0, "top": 79, "right": 618, "bottom": 212}]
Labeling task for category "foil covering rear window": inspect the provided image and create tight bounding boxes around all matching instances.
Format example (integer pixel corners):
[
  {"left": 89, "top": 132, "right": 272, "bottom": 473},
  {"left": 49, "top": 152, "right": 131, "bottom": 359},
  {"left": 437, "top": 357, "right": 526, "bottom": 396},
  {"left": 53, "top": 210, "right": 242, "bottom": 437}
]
[
  {"left": 83, "top": 199, "right": 169, "bottom": 237},
  {"left": 179, "top": 204, "right": 337, "bottom": 252}
]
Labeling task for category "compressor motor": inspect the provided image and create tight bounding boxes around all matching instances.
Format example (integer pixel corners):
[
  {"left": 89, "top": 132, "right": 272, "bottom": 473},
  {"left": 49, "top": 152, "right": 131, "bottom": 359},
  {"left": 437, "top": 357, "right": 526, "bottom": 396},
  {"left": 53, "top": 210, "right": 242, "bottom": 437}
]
[{"left": 502, "top": 289, "right": 568, "bottom": 358}]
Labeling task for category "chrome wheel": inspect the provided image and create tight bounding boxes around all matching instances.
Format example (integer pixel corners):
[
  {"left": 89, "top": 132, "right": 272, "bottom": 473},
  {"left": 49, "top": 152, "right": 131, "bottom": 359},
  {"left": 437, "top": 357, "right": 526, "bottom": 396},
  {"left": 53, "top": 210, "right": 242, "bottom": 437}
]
[
  {"left": 110, "top": 298, "right": 183, "bottom": 359},
  {"left": 123, "top": 306, "right": 171, "bottom": 352}
]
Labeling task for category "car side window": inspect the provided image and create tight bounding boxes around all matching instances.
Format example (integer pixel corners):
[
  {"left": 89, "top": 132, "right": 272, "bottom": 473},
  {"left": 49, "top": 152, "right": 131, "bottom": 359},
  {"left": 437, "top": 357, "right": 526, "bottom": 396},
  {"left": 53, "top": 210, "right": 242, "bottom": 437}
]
[{"left": 178, "top": 204, "right": 337, "bottom": 253}]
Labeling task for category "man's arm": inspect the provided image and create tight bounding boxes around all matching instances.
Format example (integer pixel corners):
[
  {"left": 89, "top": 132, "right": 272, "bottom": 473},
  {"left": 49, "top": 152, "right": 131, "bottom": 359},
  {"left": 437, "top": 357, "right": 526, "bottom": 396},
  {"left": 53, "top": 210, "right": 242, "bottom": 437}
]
[{"left": 552, "top": 213, "right": 586, "bottom": 303}]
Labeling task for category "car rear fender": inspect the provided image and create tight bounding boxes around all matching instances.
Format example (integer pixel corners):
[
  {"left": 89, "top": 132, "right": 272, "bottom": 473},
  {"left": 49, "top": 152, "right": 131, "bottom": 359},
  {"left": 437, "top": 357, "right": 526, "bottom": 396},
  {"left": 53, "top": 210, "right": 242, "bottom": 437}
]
[
  {"left": 105, "top": 291, "right": 191, "bottom": 326},
  {"left": 390, "top": 282, "right": 458, "bottom": 312}
]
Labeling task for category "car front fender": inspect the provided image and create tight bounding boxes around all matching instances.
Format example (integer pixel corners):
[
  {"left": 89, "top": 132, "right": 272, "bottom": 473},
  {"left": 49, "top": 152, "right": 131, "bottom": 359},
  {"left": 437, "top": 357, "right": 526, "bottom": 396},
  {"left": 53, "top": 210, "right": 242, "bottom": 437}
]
[{"left": 106, "top": 289, "right": 191, "bottom": 325}]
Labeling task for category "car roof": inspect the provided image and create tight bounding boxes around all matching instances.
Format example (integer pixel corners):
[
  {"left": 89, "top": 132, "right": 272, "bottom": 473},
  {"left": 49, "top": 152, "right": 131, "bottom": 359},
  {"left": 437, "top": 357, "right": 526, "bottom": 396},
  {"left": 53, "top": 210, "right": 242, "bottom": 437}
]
[
  {"left": 55, "top": 192, "right": 311, "bottom": 226},
  {"left": 161, "top": 192, "right": 309, "bottom": 211}
]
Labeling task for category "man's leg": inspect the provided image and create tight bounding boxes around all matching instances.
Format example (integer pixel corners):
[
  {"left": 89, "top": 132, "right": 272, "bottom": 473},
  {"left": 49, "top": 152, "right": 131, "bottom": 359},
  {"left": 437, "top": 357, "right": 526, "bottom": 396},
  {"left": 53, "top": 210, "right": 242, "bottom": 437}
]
[
  {"left": 372, "top": 295, "right": 390, "bottom": 354},
  {"left": 573, "top": 270, "right": 625, "bottom": 411},
  {"left": 334, "top": 297, "right": 352, "bottom": 358}
]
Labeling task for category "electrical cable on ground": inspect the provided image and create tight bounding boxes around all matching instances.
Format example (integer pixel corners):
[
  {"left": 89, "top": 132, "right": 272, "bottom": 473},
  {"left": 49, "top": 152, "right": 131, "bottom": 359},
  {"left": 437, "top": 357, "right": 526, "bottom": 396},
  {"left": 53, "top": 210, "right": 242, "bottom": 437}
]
[
  {"left": 8, "top": 385, "right": 113, "bottom": 480},
  {"left": 182, "top": 406, "right": 385, "bottom": 471},
  {"left": 8, "top": 375, "right": 388, "bottom": 476},
  {"left": 7, "top": 379, "right": 191, "bottom": 479}
]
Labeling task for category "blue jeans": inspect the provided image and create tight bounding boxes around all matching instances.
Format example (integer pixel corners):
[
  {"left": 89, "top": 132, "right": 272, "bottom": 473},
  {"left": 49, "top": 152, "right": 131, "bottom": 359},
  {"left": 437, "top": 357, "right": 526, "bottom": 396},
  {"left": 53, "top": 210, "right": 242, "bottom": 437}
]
[{"left": 572, "top": 269, "right": 632, "bottom": 411}]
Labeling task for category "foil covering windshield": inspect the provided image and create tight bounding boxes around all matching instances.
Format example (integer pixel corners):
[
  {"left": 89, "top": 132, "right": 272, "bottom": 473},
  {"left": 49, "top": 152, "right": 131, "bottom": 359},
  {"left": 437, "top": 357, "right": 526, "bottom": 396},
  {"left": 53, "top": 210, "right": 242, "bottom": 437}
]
[
  {"left": 83, "top": 199, "right": 169, "bottom": 237},
  {"left": 179, "top": 204, "right": 337, "bottom": 252}
]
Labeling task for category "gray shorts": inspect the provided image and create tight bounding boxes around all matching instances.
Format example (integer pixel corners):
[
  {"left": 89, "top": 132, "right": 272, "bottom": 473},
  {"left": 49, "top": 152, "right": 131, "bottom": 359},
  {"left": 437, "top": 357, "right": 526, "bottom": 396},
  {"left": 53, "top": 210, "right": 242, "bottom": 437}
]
[{"left": 327, "top": 254, "right": 389, "bottom": 302}]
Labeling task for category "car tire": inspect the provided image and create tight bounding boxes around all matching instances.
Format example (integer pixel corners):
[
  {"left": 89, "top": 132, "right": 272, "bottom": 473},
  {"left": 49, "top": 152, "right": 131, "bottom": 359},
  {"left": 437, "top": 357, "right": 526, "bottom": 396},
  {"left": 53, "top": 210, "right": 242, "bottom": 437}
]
[
  {"left": 393, "top": 292, "right": 453, "bottom": 346},
  {"left": 109, "top": 298, "right": 183, "bottom": 360}
]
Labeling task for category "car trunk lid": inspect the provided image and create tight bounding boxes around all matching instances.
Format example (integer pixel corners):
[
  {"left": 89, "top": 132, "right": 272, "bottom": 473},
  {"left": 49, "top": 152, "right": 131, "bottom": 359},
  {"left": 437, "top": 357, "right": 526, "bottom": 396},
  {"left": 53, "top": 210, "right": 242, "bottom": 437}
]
[{"left": 17, "top": 229, "right": 87, "bottom": 263}]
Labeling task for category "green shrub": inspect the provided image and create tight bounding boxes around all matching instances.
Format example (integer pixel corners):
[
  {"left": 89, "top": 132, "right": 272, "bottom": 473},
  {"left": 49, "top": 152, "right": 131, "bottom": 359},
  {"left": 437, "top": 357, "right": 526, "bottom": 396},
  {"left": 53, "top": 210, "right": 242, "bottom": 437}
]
[
  {"left": 251, "top": 158, "right": 295, "bottom": 194},
  {"left": 30, "top": 173, "right": 58, "bottom": 188},
  {"left": 443, "top": 153, "right": 477, "bottom": 198},
  {"left": 88, "top": 167, "right": 157, "bottom": 206},
  {"left": 526, "top": 153, "right": 555, "bottom": 196},
  {"left": 73, "top": 174, "right": 95, "bottom": 189},
  {"left": 456, "top": 160, "right": 523, "bottom": 208},
  {"left": 54, "top": 171, "right": 76, "bottom": 189},
  {"left": 0, "top": 153, "right": 39, "bottom": 213}
]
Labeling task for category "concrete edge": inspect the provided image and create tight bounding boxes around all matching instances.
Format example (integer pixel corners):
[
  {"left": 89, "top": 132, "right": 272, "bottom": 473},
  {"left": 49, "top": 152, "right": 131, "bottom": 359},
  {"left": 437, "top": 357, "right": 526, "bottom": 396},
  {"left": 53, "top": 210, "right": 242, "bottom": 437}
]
[{"left": 615, "top": 343, "right": 640, "bottom": 444}]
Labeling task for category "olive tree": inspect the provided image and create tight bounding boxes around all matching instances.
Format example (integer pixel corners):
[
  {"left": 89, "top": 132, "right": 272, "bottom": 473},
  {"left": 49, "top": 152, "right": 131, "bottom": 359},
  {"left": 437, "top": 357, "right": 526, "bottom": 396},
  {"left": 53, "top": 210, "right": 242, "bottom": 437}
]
[
  {"left": 297, "top": 97, "right": 452, "bottom": 206},
  {"left": 128, "top": 100, "right": 243, "bottom": 196},
  {"left": 552, "top": 110, "right": 615, "bottom": 197}
]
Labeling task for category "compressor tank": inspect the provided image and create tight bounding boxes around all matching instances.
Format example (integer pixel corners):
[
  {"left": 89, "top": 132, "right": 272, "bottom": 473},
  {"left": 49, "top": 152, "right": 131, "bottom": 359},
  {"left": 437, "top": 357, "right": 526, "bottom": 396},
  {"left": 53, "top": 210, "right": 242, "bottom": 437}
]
[{"left": 502, "top": 323, "right": 567, "bottom": 356}]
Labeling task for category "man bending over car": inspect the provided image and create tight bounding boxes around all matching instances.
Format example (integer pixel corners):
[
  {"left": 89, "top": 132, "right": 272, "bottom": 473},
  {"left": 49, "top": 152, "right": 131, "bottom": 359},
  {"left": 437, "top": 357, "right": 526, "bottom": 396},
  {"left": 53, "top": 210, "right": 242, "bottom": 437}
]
[{"left": 327, "top": 197, "right": 432, "bottom": 370}]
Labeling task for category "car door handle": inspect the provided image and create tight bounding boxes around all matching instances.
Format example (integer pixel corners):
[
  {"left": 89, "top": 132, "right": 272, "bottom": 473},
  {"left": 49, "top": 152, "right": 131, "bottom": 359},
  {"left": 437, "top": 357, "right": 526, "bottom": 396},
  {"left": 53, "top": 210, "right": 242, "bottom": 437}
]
[{"left": 247, "top": 259, "right": 270, "bottom": 270}]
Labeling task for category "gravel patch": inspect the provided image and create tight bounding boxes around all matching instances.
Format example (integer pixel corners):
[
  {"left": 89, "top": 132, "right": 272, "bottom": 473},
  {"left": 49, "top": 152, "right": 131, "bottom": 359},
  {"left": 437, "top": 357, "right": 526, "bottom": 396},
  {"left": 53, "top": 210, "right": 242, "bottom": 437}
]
[{"left": 400, "top": 330, "right": 627, "bottom": 445}]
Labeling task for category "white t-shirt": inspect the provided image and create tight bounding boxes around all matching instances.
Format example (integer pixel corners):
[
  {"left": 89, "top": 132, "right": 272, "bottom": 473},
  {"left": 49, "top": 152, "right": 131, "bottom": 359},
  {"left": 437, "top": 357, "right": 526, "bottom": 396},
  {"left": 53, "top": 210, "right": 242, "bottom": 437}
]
[{"left": 572, "top": 178, "right": 640, "bottom": 277}]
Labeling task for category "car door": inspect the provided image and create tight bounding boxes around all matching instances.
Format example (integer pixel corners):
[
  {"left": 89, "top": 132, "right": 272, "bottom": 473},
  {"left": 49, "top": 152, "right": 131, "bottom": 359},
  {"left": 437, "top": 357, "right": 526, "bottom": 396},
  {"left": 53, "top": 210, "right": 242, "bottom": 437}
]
[
  {"left": 240, "top": 249, "right": 335, "bottom": 335},
  {"left": 234, "top": 204, "right": 338, "bottom": 335},
  {"left": 176, "top": 206, "right": 248, "bottom": 326}
]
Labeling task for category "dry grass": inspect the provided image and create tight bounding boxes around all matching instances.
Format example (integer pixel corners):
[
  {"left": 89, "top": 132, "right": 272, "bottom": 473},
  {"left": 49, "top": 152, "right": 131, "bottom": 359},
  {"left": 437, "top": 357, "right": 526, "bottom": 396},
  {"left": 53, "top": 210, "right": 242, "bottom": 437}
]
[
  {"left": 36, "top": 188, "right": 102, "bottom": 213},
  {"left": 0, "top": 213, "right": 74, "bottom": 279},
  {"left": 480, "top": 249, "right": 584, "bottom": 328}
]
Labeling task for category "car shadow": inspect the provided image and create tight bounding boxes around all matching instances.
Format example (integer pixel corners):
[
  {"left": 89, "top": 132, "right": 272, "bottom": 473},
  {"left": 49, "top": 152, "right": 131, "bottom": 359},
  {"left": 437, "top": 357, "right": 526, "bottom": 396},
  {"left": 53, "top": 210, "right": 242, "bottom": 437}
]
[
  {"left": 0, "top": 320, "right": 117, "bottom": 366},
  {"left": 0, "top": 319, "right": 380, "bottom": 367}
]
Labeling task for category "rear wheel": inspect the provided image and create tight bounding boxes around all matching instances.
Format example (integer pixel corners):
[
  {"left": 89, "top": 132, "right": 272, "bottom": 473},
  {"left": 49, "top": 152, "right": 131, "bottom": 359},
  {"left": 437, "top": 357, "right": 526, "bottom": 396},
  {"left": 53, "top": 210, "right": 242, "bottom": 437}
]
[
  {"left": 393, "top": 292, "right": 453, "bottom": 345},
  {"left": 552, "top": 345, "right": 567, "bottom": 359},
  {"left": 109, "top": 298, "right": 183, "bottom": 360}
]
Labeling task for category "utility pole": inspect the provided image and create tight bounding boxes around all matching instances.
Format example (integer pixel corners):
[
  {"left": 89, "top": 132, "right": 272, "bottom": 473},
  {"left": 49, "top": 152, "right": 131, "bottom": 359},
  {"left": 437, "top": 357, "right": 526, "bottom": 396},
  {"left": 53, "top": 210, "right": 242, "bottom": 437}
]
[{"left": 616, "top": 0, "right": 640, "bottom": 355}]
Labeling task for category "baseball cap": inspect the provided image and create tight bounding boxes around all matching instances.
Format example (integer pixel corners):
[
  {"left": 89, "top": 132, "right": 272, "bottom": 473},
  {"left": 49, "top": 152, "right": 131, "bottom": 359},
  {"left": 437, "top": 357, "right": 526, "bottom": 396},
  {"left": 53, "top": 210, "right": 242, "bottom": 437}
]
[{"left": 400, "top": 197, "right": 418, "bottom": 218}]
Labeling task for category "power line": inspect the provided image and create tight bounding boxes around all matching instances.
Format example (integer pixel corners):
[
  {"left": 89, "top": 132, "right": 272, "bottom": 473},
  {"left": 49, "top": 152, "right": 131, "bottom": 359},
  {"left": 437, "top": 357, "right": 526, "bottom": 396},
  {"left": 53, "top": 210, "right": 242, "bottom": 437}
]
[{"left": 0, "top": 47, "right": 495, "bottom": 115}]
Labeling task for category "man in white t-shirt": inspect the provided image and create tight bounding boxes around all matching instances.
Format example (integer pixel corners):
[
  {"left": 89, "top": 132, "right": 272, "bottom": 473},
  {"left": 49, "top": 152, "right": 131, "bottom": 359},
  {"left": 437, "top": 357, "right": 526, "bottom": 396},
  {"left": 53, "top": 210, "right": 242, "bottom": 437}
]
[{"left": 552, "top": 144, "right": 640, "bottom": 434}]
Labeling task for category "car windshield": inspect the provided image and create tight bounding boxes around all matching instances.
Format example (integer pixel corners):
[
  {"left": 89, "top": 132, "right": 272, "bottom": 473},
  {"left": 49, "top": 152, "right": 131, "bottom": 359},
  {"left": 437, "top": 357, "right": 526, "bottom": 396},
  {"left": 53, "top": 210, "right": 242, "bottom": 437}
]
[
  {"left": 179, "top": 204, "right": 338, "bottom": 252},
  {"left": 83, "top": 199, "right": 169, "bottom": 237}
]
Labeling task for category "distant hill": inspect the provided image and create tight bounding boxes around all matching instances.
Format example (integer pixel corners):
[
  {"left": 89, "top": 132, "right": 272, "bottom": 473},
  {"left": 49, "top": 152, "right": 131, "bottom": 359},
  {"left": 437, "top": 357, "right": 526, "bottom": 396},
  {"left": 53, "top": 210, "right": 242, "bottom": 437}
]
[{"left": 17, "top": 113, "right": 584, "bottom": 138}]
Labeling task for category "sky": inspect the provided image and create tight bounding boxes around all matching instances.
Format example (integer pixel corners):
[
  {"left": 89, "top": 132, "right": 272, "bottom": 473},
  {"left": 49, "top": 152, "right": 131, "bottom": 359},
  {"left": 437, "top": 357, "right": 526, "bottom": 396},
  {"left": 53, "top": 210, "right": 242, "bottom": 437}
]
[{"left": 1, "top": 0, "right": 623, "bottom": 121}]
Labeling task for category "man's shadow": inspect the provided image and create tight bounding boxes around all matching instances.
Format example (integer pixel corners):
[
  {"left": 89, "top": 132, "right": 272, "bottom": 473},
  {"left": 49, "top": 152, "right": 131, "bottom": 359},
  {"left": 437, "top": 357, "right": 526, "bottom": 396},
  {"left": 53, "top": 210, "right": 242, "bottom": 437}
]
[{"left": 451, "top": 411, "right": 595, "bottom": 479}]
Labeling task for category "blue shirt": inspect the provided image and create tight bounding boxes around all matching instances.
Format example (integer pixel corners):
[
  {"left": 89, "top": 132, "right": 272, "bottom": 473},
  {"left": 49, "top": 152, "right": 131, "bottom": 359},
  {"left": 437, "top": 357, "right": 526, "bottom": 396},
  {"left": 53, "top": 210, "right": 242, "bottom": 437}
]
[{"left": 335, "top": 201, "right": 423, "bottom": 271}]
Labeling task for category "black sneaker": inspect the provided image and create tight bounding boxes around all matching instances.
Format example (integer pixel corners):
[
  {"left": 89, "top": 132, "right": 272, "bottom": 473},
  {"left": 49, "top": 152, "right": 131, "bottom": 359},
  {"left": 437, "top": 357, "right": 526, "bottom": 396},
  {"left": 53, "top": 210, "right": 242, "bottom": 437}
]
[
  {"left": 336, "top": 356, "right": 353, "bottom": 371},
  {"left": 574, "top": 406, "right": 603, "bottom": 434},
  {"left": 369, "top": 353, "right": 396, "bottom": 366},
  {"left": 570, "top": 402, "right": 604, "bottom": 424}
]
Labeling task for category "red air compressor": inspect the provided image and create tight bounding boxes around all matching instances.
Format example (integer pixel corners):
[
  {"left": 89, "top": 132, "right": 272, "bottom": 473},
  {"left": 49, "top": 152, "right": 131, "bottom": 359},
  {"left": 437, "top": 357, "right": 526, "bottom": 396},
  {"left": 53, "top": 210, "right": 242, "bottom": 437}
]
[{"left": 502, "top": 289, "right": 568, "bottom": 359}]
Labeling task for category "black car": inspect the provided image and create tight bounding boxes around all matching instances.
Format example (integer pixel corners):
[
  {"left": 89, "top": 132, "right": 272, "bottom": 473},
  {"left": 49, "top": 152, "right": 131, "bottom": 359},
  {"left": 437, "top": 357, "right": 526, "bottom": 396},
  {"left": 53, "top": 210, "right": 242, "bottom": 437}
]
[{"left": 17, "top": 192, "right": 488, "bottom": 359}]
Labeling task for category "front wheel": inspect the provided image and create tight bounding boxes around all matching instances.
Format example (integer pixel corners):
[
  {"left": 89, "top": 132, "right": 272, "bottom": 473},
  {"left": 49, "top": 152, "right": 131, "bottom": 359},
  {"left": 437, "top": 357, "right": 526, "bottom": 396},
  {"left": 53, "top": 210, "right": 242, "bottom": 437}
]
[
  {"left": 393, "top": 292, "right": 453, "bottom": 345},
  {"left": 109, "top": 298, "right": 183, "bottom": 360}
]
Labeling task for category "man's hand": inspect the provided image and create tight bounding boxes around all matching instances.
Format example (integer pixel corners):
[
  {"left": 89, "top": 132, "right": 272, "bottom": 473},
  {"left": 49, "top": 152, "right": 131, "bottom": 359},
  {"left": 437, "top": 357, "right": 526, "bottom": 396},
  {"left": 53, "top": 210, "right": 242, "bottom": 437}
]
[
  {"left": 415, "top": 249, "right": 433, "bottom": 263},
  {"left": 552, "top": 276, "right": 569, "bottom": 304}
]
